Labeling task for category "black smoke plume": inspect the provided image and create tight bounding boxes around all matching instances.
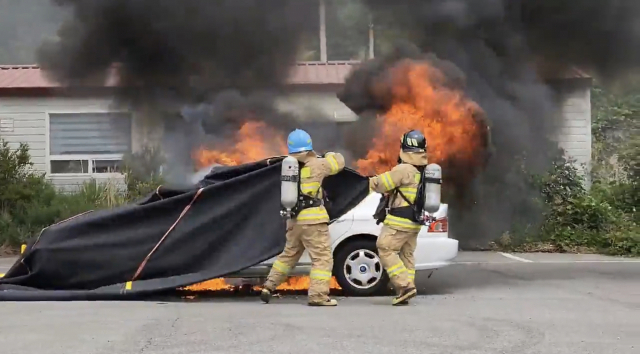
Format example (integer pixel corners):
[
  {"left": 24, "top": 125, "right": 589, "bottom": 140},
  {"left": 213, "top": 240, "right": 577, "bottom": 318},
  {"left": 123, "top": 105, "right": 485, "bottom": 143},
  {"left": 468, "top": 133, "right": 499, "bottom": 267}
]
[
  {"left": 36, "top": 0, "right": 336, "bottom": 185},
  {"left": 339, "top": 0, "right": 640, "bottom": 247},
  {"left": 38, "top": 0, "right": 316, "bottom": 104},
  {"left": 35, "top": 0, "right": 640, "bottom": 246}
]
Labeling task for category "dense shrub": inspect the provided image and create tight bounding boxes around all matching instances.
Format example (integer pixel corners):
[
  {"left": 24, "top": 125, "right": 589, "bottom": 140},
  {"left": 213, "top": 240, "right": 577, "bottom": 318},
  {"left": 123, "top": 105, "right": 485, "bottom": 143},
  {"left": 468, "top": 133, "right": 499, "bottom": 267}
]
[
  {"left": 496, "top": 82, "right": 639, "bottom": 256},
  {"left": 0, "top": 141, "right": 56, "bottom": 247},
  {"left": 0, "top": 140, "right": 164, "bottom": 250},
  {"left": 122, "top": 145, "right": 165, "bottom": 201},
  {"left": 497, "top": 154, "right": 638, "bottom": 256}
]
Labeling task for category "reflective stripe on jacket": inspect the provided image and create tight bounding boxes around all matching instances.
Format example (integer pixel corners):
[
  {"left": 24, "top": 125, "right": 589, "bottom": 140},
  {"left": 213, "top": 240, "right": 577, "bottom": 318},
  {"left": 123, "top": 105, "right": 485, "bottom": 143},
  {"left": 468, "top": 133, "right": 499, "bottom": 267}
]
[
  {"left": 292, "top": 152, "right": 345, "bottom": 225},
  {"left": 369, "top": 163, "right": 423, "bottom": 232}
]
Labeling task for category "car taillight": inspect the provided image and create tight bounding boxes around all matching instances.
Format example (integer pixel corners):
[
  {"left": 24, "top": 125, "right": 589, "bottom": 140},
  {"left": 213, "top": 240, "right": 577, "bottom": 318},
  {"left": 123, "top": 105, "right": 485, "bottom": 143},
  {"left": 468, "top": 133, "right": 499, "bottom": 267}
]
[{"left": 428, "top": 217, "right": 448, "bottom": 233}]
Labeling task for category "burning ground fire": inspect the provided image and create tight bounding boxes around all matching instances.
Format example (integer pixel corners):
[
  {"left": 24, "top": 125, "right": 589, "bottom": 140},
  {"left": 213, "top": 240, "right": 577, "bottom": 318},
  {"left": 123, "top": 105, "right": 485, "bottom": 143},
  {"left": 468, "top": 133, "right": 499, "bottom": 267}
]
[
  {"left": 184, "top": 276, "right": 342, "bottom": 292},
  {"left": 183, "top": 60, "right": 484, "bottom": 293}
]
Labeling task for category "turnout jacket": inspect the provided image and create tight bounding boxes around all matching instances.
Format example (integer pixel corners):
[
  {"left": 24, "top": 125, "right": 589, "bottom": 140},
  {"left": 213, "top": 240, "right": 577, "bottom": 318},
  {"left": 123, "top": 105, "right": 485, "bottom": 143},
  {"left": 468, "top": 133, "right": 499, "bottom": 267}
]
[
  {"left": 290, "top": 151, "right": 345, "bottom": 225},
  {"left": 369, "top": 151, "right": 428, "bottom": 232}
]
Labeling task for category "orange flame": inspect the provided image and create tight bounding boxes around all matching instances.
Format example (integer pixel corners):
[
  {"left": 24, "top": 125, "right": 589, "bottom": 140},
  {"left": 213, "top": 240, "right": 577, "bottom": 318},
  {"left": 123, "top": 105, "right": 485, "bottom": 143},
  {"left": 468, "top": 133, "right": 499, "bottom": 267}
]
[
  {"left": 186, "top": 60, "right": 485, "bottom": 292},
  {"left": 193, "top": 121, "right": 287, "bottom": 168},
  {"left": 356, "top": 59, "right": 485, "bottom": 176},
  {"left": 183, "top": 276, "right": 342, "bottom": 292}
]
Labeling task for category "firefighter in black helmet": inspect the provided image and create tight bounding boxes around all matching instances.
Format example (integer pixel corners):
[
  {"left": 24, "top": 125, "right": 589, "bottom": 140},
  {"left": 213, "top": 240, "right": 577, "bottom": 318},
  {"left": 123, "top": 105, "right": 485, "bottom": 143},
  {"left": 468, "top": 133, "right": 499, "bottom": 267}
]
[{"left": 369, "top": 129, "right": 428, "bottom": 305}]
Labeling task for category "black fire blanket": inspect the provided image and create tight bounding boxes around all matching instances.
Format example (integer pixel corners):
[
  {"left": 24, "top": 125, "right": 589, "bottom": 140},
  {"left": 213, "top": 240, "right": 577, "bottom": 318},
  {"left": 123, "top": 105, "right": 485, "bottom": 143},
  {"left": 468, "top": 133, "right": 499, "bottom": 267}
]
[{"left": 0, "top": 157, "right": 370, "bottom": 301}]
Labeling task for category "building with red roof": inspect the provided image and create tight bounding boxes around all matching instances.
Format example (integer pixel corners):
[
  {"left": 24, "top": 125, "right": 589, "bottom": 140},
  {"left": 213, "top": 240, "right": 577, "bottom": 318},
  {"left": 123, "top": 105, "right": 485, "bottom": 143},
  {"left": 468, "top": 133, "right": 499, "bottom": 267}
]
[{"left": 0, "top": 60, "right": 593, "bottom": 191}]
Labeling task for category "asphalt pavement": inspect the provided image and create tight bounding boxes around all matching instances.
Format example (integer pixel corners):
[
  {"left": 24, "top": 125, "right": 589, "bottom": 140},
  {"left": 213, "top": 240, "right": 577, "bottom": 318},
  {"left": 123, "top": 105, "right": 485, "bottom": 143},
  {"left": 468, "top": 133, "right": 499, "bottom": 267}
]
[{"left": 1, "top": 252, "right": 638, "bottom": 354}]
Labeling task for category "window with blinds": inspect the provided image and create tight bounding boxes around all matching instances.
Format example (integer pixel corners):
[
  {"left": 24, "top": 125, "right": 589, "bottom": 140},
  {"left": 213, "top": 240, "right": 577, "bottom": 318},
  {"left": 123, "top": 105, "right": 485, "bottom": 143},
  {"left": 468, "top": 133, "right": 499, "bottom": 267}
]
[{"left": 48, "top": 112, "right": 132, "bottom": 174}]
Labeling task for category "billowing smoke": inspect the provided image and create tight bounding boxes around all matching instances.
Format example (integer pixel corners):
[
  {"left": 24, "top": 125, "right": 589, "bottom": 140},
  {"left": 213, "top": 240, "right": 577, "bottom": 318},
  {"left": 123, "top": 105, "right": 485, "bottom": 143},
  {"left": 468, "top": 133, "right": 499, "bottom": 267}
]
[
  {"left": 37, "top": 0, "right": 315, "bottom": 102},
  {"left": 0, "top": 0, "right": 64, "bottom": 64},
  {"left": 339, "top": 0, "right": 640, "bottom": 247},
  {"left": 34, "top": 0, "right": 640, "bottom": 246},
  {"left": 36, "top": 0, "right": 335, "bottom": 185}
]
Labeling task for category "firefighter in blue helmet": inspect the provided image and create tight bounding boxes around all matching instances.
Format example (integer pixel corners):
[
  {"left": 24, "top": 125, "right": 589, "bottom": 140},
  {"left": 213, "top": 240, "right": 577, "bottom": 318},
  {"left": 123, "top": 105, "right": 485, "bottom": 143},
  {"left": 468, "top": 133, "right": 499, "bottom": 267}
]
[{"left": 260, "top": 129, "right": 345, "bottom": 306}]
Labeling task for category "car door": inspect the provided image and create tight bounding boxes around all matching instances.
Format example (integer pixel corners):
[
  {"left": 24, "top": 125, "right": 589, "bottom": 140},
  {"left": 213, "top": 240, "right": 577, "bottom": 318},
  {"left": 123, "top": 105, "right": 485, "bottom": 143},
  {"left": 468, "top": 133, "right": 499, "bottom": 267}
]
[{"left": 260, "top": 214, "right": 354, "bottom": 267}]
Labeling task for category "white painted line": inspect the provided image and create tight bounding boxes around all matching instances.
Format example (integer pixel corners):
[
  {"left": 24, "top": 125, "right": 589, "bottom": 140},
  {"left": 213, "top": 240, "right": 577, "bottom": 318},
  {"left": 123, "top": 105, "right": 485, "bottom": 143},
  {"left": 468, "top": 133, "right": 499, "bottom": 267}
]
[
  {"left": 453, "top": 260, "right": 640, "bottom": 265},
  {"left": 538, "top": 260, "right": 640, "bottom": 263},
  {"left": 498, "top": 252, "right": 534, "bottom": 263}
]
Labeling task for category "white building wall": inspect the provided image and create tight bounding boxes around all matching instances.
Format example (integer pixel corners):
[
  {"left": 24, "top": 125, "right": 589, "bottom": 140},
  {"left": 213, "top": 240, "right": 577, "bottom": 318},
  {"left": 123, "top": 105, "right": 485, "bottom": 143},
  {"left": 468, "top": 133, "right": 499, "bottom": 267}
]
[
  {"left": 552, "top": 79, "right": 593, "bottom": 184},
  {"left": 0, "top": 112, "right": 47, "bottom": 171},
  {"left": 0, "top": 96, "right": 156, "bottom": 192}
]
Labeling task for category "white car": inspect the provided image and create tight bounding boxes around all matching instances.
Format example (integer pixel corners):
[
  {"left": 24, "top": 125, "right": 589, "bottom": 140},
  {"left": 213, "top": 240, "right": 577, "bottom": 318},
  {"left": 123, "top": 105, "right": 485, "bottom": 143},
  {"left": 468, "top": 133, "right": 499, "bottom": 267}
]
[{"left": 225, "top": 192, "right": 459, "bottom": 296}]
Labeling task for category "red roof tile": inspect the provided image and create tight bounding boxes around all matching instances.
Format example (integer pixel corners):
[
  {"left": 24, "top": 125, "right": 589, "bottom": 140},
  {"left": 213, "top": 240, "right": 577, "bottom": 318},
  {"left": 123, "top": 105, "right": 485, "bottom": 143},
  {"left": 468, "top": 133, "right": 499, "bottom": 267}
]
[
  {"left": 560, "top": 67, "right": 591, "bottom": 79},
  {"left": 0, "top": 61, "right": 588, "bottom": 90},
  {"left": 0, "top": 65, "right": 53, "bottom": 88},
  {"left": 534, "top": 60, "right": 592, "bottom": 80},
  {"left": 288, "top": 61, "right": 358, "bottom": 84},
  {"left": 0, "top": 62, "right": 359, "bottom": 90},
  {"left": 0, "top": 64, "right": 120, "bottom": 89}
]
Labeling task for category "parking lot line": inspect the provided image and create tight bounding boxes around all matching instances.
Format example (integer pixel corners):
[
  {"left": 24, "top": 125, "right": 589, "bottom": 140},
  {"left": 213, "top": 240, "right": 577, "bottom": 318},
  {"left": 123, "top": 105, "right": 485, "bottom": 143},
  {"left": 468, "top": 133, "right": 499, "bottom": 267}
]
[
  {"left": 498, "top": 252, "right": 534, "bottom": 263},
  {"left": 453, "top": 260, "right": 640, "bottom": 265},
  {"left": 538, "top": 260, "right": 640, "bottom": 263}
]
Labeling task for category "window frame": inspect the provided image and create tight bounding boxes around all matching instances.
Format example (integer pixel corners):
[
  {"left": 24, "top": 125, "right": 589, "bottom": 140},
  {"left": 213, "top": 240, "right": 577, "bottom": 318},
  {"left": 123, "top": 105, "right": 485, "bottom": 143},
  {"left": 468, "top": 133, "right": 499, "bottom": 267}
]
[{"left": 46, "top": 110, "right": 133, "bottom": 177}]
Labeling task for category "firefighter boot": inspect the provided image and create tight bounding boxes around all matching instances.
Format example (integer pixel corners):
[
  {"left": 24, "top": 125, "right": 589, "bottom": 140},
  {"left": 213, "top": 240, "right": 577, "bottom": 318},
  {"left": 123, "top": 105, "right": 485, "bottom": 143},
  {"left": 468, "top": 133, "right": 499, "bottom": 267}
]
[
  {"left": 308, "top": 298, "right": 338, "bottom": 307},
  {"left": 260, "top": 288, "right": 272, "bottom": 304},
  {"left": 392, "top": 286, "right": 417, "bottom": 306},
  {"left": 394, "top": 288, "right": 410, "bottom": 306}
]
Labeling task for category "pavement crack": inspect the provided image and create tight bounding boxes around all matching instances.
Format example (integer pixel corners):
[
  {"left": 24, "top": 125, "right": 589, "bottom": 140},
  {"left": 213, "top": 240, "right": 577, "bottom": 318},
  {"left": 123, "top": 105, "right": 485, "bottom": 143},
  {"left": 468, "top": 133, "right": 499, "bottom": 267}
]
[
  {"left": 138, "top": 314, "right": 180, "bottom": 353},
  {"left": 138, "top": 337, "right": 154, "bottom": 354}
]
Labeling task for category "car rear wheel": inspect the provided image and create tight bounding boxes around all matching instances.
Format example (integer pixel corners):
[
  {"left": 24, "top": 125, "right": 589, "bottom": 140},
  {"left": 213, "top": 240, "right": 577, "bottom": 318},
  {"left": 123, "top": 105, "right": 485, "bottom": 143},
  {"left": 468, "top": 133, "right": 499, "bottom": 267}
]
[{"left": 333, "top": 239, "right": 390, "bottom": 296}]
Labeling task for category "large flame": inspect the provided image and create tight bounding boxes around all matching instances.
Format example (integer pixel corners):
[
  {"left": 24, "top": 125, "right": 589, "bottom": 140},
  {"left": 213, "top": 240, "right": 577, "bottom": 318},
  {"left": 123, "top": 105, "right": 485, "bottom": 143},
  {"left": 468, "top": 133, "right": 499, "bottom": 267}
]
[
  {"left": 188, "top": 121, "right": 341, "bottom": 292},
  {"left": 185, "top": 60, "right": 486, "bottom": 293},
  {"left": 356, "top": 59, "right": 486, "bottom": 176},
  {"left": 193, "top": 121, "right": 287, "bottom": 167}
]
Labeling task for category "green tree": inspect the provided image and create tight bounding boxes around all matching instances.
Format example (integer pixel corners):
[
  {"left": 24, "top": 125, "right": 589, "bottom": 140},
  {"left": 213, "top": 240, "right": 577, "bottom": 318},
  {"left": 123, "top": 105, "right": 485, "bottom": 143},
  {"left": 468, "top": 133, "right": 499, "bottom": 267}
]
[
  {"left": 0, "top": 140, "right": 57, "bottom": 246},
  {"left": 591, "top": 81, "right": 640, "bottom": 182}
]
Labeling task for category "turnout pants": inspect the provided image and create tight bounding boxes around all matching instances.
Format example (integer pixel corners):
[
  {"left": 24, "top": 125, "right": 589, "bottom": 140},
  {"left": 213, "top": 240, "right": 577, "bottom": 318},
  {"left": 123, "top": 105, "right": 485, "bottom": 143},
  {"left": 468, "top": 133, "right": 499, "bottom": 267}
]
[
  {"left": 376, "top": 225, "right": 418, "bottom": 291},
  {"left": 264, "top": 223, "right": 333, "bottom": 303}
]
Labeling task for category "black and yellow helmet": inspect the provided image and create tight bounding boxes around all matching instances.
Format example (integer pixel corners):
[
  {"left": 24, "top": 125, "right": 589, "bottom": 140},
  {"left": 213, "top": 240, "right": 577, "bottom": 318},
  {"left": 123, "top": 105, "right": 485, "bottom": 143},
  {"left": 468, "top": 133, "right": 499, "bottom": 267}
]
[{"left": 400, "top": 130, "right": 427, "bottom": 153}]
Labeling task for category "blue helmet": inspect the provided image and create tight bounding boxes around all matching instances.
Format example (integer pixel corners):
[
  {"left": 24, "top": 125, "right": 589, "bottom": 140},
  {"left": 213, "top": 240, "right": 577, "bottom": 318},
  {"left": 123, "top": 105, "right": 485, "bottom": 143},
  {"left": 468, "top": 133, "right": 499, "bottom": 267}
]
[{"left": 287, "top": 129, "right": 313, "bottom": 154}]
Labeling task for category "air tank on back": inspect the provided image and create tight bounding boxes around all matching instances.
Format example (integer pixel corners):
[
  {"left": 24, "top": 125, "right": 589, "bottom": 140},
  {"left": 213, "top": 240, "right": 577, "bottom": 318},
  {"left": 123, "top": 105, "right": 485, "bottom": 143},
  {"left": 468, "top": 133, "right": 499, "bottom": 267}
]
[
  {"left": 422, "top": 163, "right": 442, "bottom": 214},
  {"left": 280, "top": 156, "right": 300, "bottom": 218}
]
